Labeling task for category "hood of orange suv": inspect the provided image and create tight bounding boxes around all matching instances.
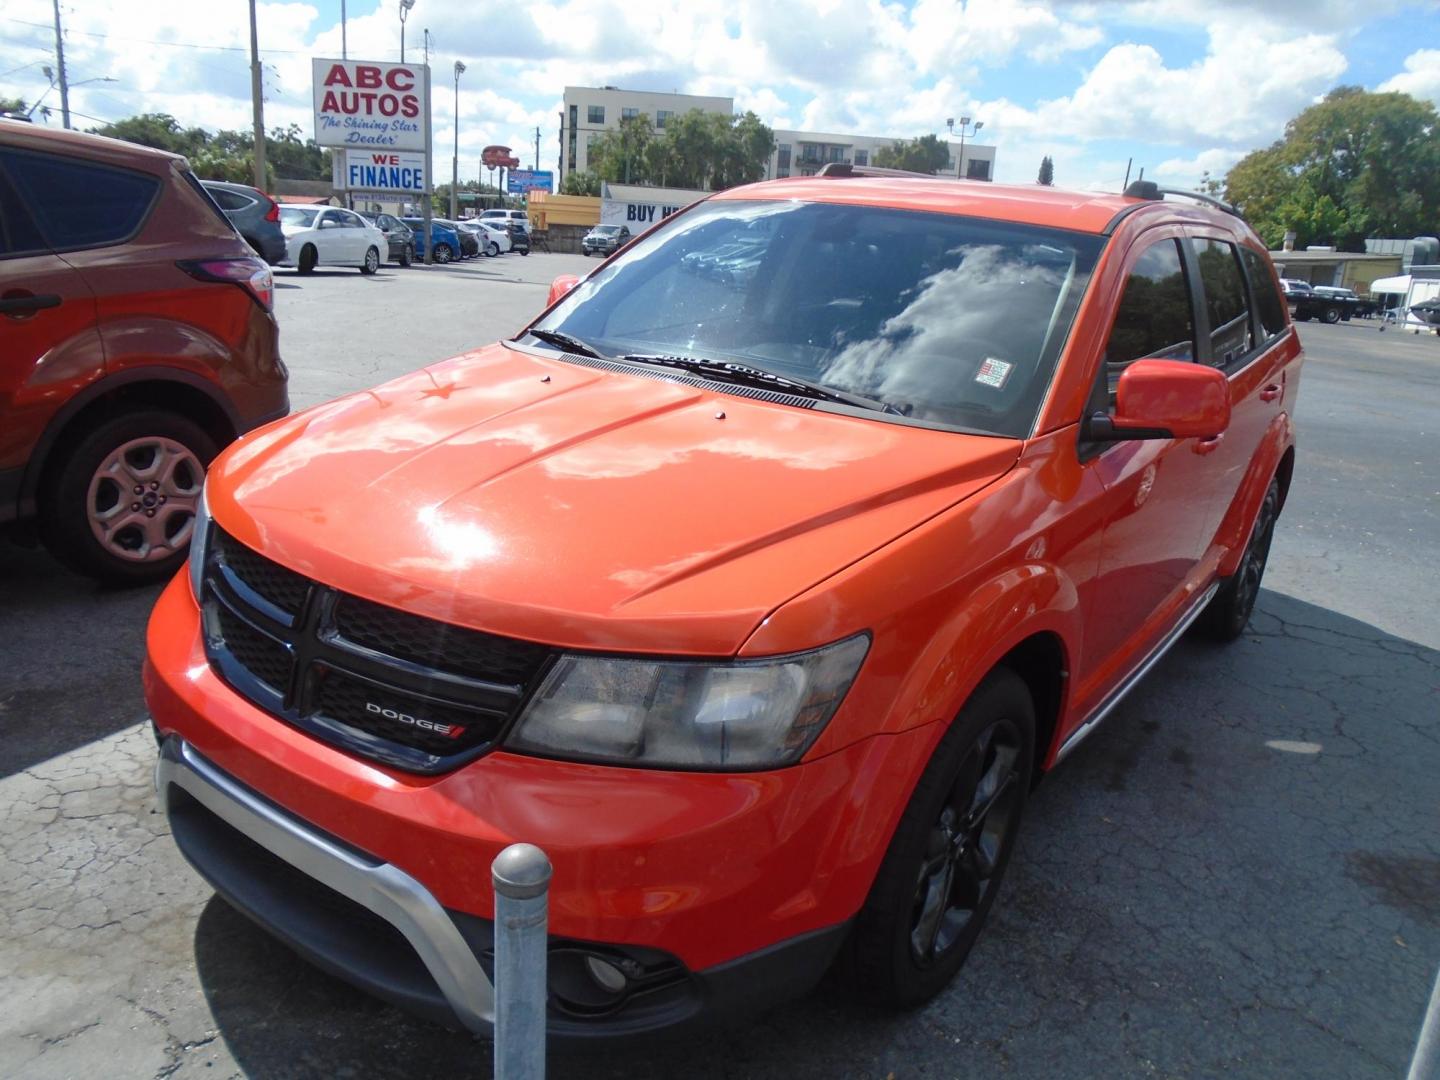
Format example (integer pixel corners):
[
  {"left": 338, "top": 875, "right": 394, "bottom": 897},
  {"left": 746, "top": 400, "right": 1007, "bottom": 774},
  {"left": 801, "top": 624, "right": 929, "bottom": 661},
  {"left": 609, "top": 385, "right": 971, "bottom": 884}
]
[{"left": 207, "top": 343, "right": 1020, "bottom": 655}]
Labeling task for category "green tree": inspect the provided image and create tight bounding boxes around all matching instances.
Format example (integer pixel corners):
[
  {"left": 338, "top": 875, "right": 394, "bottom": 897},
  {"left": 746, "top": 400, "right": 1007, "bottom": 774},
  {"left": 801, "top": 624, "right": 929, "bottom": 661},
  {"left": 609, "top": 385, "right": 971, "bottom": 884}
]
[
  {"left": 89, "top": 113, "right": 208, "bottom": 156},
  {"left": 589, "top": 113, "right": 656, "bottom": 184},
  {"left": 1037, "top": 155, "right": 1054, "bottom": 185},
  {"left": 588, "top": 109, "right": 774, "bottom": 190},
  {"left": 560, "top": 170, "right": 601, "bottom": 196},
  {"left": 873, "top": 134, "right": 950, "bottom": 174},
  {"left": 1224, "top": 87, "right": 1440, "bottom": 249}
]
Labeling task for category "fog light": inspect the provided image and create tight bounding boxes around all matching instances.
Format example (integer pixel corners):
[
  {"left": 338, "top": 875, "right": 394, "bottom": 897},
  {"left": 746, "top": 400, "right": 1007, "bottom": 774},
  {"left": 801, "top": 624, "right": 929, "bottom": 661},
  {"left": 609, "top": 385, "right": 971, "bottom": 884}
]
[{"left": 585, "top": 955, "right": 628, "bottom": 995}]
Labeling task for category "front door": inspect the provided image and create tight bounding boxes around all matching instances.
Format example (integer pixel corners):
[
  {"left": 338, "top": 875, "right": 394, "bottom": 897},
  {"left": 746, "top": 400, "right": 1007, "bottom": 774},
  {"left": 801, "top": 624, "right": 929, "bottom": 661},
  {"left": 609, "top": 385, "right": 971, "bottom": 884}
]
[{"left": 1074, "top": 231, "right": 1227, "bottom": 712}]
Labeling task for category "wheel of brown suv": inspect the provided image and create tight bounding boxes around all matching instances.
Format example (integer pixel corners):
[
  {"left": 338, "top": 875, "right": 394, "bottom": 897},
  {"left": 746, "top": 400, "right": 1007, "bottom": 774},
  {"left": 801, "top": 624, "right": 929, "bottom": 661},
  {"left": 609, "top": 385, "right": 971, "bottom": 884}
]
[
  {"left": 1201, "top": 477, "right": 1280, "bottom": 642},
  {"left": 40, "top": 410, "right": 218, "bottom": 585},
  {"left": 850, "top": 668, "right": 1034, "bottom": 1008}
]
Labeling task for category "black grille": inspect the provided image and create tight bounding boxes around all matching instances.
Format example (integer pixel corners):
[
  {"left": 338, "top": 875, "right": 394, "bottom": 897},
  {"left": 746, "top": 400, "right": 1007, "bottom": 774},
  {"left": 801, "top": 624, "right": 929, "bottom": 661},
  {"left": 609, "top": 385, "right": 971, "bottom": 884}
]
[
  {"left": 215, "top": 529, "right": 310, "bottom": 616},
  {"left": 213, "top": 603, "right": 293, "bottom": 692},
  {"left": 203, "top": 528, "right": 555, "bottom": 773},
  {"left": 335, "top": 594, "right": 551, "bottom": 686},
  {"left": 313, "top": 670, "right": 505, "bottom": 756}
]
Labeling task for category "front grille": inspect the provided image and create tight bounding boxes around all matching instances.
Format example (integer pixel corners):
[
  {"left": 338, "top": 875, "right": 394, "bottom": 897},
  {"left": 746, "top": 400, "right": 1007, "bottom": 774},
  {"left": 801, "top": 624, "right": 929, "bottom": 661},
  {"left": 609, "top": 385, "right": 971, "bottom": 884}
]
[
  {"left": 202, "top": 527, "right": 556, "bottom": 773},
  {"left": 214, "top": 528, "right": 310, "bottom": 616},
  {"left": 213, "top": 603, "right": 292, "bottom": 693},
  {"left": 334, "top": 594, "right": 551, "bottom": 686}
]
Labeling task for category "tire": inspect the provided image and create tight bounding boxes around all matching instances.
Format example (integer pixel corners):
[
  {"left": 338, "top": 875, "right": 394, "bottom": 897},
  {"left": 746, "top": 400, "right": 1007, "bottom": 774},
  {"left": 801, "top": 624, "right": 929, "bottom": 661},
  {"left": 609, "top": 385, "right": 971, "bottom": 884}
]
[
  {"left": 434, "top": 243, "right": 453, "bottom": 264},
  {"left": 486, "top": 242, "right": 499, "bottom": 258},
  {"left": 850, "top": 668, "right": 1035, "bottom": 1009},
  {"left": 1201, "top": 477, "right": 1280, "bottom": 642},
  {"left": 519, "top": 247, "right": 529, "bottom": 256},
  {"left": 361, "top": 246, "right": 380, "bottom": 274},
  {"left": 39, "top": 410, "right": 219, "bottom": 585},
  {"left": 297, "top": 244, "right": 318, "bottom": 274},
  {"left": 400, "top": 243, "right": 413, "bottom": 267},
  {"left": 1323, "top": 307, "right": 1341, "bottom": 324}
]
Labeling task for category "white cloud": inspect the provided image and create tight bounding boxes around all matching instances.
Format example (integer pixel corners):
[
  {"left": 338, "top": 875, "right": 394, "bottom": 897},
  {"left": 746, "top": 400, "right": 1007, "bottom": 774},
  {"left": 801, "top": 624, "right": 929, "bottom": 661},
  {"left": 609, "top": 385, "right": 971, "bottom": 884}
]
[{"left": 1379, "top": 49, "right": 1440, "bottom": 105}]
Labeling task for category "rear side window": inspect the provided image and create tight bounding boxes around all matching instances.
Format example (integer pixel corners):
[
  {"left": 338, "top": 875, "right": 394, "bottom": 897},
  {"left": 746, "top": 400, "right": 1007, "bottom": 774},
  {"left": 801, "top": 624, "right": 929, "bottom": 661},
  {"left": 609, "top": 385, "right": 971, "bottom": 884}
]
[
  {"left": 1192, "top": 239, "right": 1253, "bottom": 368},
  {"left": 209, "top": 188, "right": 253, "bottom": 212},
  {"left": 1241, "top": 247, "right": 1287, "bottom": 341},
  {"left": 0, "top": 165, "right": 47, "bottom": 257},
  {"left": 1105, "top": 239, "right": 1195, "bottom": 395},
  {"left": 0, "top": 148, "right": 160, "bottom": 251}
]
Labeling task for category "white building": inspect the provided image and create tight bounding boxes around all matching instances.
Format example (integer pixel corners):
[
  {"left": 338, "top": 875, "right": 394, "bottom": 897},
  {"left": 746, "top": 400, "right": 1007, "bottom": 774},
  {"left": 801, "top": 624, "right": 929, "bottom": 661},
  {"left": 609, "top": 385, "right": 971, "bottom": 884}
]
[
  {"left": 764, "top": 129, "right": 996, "bottom": 181},
  {"left": 560, "top": 86, "right": 733, "bottom": 178}
]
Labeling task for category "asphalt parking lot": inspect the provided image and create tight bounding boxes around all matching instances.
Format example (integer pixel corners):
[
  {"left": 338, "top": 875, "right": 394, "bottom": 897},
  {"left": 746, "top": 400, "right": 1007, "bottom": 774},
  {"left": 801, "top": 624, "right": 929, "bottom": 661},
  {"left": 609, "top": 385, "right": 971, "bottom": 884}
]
[{"left": 1, "top": 267, "right": 1437, "bottom": 1078}]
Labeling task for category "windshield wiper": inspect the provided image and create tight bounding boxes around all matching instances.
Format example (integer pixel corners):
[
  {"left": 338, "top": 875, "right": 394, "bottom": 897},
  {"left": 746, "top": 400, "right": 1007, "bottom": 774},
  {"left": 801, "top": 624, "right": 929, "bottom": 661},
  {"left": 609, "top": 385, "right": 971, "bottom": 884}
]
[
  {"left": 525, "top": 328, "right": 608, "bottom": 360},
  {"left": 619, "top": 353, "right": 902, "bottom": 415}
]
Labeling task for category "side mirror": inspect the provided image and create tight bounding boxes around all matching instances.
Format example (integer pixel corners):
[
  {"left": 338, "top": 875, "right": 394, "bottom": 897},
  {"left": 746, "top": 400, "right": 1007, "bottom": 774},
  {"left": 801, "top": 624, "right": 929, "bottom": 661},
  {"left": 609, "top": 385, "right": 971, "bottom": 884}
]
[
  {"left": 1087, "top": 358, "right": 1230, "bottom": 441},
  {"left": 547, "top": 274, "right": 580, "bottom": 307}
]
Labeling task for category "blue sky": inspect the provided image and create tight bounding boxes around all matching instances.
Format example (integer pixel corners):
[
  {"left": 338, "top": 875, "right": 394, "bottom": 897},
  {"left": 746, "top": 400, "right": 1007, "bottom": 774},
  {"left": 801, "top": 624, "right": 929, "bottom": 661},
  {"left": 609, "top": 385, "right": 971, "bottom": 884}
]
[{"left": 4, "top": 0, "right": 1439, "bottom": 191}]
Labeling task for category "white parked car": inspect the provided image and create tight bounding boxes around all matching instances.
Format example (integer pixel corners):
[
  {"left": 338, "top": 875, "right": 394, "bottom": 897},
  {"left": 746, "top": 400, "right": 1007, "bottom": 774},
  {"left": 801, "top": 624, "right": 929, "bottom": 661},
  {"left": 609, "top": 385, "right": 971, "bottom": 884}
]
[
  {"left": 479, "top": 207, "right": 530, "bottom": 234},
  {"left": 276, "top": 205, "right": 388, "bottom": 275},
  {"left": 474, "top": 221, "right": 512, "bottom": 256}
]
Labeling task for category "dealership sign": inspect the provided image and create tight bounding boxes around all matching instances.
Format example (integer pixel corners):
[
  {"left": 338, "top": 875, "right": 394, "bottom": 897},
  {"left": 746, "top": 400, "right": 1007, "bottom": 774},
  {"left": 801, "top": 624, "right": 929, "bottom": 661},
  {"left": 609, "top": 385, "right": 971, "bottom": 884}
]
[
  {"left": 507, "top": 169, "right": 553, "bottom": 194},
  {"left": 601, "top": 197, "right": 687, "bottom": 228},
  {"left": 312, "top": 59, "right": 427, "bottom": 151},
  {"left": 338, "top": 150, "right": 426, "bottom": 193}
]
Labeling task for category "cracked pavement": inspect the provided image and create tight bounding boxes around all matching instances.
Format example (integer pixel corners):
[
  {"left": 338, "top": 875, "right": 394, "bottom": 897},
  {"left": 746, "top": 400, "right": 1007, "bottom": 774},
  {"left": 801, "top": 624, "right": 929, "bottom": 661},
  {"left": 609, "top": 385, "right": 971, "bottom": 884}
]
[{"left": 1, "top": 276, "right": 1437, "bottom": 1078}]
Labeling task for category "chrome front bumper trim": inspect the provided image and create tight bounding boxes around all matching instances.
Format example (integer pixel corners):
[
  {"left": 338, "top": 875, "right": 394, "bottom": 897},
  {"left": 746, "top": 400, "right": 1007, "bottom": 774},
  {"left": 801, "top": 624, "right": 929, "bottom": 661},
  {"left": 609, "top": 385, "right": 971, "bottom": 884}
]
[{"left": 155, "top": 736, "right": 496, "bottom": 1032}]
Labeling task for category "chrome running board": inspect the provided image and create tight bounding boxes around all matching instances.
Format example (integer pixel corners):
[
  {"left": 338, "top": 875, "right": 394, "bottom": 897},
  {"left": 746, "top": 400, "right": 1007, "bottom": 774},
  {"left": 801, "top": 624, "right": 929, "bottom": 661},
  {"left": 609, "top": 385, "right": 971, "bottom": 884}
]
[{"left": 1055, "top": 581, "right": 1220, "bottom": 764}]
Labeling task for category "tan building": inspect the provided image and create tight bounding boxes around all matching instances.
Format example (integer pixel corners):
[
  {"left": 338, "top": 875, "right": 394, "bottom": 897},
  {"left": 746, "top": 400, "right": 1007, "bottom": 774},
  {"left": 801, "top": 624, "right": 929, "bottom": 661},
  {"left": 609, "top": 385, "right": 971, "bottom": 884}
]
[{"left": 560, "top": 86, "right": 733, "bottom": 178}]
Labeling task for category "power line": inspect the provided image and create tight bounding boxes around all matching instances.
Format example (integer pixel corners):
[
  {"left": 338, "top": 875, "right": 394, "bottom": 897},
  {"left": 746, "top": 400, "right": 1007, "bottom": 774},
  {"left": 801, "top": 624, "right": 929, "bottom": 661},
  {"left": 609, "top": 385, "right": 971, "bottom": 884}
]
[{"left": 3, "top": 17, "right": 312, "bottom": 55}]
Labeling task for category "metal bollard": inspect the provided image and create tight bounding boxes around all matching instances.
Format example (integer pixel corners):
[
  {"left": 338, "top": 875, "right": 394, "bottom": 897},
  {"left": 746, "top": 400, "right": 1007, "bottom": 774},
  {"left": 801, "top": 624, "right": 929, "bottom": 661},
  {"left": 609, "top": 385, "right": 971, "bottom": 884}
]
[{"left": 492, "top": 843, "right": 552, "bottom": 1080}]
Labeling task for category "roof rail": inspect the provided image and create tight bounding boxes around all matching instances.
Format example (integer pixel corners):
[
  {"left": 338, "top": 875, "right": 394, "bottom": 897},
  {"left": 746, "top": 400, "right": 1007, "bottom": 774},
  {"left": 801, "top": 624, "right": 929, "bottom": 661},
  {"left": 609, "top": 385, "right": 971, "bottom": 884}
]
[
  {"left": 817, "top": 162, "right": 944, "bottom": 180},
  {"left": 1124, "top": 179, "right": 1239, "bottom": 217}
]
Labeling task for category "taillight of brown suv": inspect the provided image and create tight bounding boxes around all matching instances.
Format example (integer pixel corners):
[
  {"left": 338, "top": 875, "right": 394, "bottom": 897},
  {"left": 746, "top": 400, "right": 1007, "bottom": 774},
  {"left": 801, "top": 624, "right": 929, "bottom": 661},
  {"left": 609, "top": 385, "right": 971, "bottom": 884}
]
[{"left": 0, "top": 118, "right": 288, "bottom": 583}]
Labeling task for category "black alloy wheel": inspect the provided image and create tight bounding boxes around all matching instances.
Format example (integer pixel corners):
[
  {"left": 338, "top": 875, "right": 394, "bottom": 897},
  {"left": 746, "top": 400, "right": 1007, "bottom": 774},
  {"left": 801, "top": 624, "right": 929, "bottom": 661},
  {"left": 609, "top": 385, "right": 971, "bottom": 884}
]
[
  {"left": 1202, "top": 476, "right": 1280, "bottom": 641},
  {"left": 851, "top": 668, "right": 1034, "bottom": 1007}
]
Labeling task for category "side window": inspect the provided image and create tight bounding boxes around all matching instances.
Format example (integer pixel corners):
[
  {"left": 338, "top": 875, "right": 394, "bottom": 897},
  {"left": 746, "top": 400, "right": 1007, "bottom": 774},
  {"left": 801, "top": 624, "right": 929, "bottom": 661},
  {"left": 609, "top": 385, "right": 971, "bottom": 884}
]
[
  {"left": 1241, "top": 246, "right": 1287, "bottom": 341},
  {"left": 1192, "top": 239, "right": 1253, "bottom": 368},
  {"left": 209, "top": 189, "right": 251, "bottom": 212},
  {"left": 319, "top": 210, "right": 341, "bottom": 227},
  {"left": 0, "top": 148, "right": 159, "bottom": 250},
  {"left": 0, "top": 165, "right": 48, "bottom": 257},
  {"left": 1104, "top": 239, "right": 1196, "bottom": 398}
]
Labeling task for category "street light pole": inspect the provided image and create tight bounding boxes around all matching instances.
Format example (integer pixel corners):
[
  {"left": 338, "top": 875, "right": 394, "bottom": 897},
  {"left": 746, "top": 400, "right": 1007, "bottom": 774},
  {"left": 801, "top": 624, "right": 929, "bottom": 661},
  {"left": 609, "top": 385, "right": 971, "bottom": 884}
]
[
  {"left": 398, "top": 0, "right": 414, "bottom": 61},
  {"left": 946, "top": 116, "right": 983, "bottom": 178},
  {"left": 341, "top": 0, "right": 348, "bottom": 59},
  {"left": 248, "top": 0, "right": 266, "bottom": 191},
  {"left": 451, "top": 60, "right": 465, "bottom": 219}
]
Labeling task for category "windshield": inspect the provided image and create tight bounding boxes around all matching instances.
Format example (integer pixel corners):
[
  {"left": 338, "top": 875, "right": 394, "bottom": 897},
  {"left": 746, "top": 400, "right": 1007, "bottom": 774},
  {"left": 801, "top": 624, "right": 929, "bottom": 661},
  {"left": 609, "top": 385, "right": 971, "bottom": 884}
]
[
  {"left": 593, "top": 225, "right": 622, "bottom": 235},
  {"left": 533, "top": 199, "right": 1104, "bottom": 437},
  {"left": 279, "top": 207, "right": 318, "bottom": 227}
]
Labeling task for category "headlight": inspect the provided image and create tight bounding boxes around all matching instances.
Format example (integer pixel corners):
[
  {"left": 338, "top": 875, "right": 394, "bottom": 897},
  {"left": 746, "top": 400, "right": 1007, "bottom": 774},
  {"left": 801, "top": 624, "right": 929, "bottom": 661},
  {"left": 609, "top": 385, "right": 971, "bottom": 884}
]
[
  {"left": 505, "top": 634, "right": 869, "bottom": 770},
  {"left": 188, "top": 489, "right": 211, "bottom": 602}
]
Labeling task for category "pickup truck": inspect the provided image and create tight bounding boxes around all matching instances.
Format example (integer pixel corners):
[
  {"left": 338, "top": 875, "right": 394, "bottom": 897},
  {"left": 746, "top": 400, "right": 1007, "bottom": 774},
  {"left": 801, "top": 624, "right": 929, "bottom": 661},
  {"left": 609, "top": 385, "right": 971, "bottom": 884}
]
[{"left": 1281, "top": 280, "right": 1373, "bottom": 323}]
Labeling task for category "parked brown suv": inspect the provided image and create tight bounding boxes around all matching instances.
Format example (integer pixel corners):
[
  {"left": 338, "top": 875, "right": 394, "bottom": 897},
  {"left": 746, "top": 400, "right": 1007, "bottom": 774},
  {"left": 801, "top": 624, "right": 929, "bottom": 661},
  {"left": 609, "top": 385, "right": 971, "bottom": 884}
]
[{"left": 0, "top": 119, "right": 288, "bottom": 583}]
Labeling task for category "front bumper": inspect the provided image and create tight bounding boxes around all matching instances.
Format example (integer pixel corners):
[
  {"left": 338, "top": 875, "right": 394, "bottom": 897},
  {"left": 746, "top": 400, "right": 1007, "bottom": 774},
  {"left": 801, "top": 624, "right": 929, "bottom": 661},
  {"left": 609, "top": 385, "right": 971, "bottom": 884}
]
[
  {"left": 156, "top": 734, "right": 848, "bottom": 1037},
  {"left": 145, "top": 573, "right": 936, "bottom": 1033}
]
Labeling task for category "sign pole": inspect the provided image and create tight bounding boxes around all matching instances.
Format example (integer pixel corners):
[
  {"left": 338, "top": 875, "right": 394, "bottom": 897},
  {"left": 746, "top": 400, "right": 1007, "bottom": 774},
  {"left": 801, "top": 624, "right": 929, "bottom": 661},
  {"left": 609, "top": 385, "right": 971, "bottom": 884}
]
[{"left": 422, "top": 62, "right": 434, "bottom": 264}]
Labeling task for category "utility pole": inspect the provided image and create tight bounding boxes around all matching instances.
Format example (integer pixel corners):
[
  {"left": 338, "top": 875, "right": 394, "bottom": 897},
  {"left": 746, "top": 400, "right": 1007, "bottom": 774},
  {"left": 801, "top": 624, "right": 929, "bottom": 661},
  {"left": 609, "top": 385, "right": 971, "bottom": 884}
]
[
  {"left": 50, "top": 0, "right": 70, "bottom": 129},
  {"left": 248, "top": 0, "right": 266, "bottom": 191},
  {"left": 534, "top": 126, "right": 540, "bottom": 171},
  {"left": 341, "top": 0, "right": 348, "bottom": 58}
]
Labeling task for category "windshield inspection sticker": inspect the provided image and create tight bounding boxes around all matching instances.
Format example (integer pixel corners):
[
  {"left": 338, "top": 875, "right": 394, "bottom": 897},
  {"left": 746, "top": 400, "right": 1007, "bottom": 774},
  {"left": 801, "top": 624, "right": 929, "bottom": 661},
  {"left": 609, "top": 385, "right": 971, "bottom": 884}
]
[{"left": 975, "top": 357, "right": 1014, "bottom": 389}]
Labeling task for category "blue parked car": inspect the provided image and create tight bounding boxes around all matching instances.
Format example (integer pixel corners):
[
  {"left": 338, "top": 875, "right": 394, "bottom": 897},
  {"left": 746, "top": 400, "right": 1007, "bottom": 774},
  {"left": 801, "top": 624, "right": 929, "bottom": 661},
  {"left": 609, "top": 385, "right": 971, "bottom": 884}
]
[{"left": 401, "top": 217, "right": 461, "bottom": 264}]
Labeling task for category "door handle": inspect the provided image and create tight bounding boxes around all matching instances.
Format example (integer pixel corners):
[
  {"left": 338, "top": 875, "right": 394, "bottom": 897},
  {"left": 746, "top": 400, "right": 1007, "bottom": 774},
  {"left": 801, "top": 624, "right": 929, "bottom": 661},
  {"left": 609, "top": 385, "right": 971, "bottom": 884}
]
[
  {"left": 1259, "top": 384, "right": 1282, "bottom": 403},
  {"left": 0, "top": 292, "right": 62, "bottom": 317},
  {"left": 1193, "top": 434, "right": 1225, "bottom": 455}
]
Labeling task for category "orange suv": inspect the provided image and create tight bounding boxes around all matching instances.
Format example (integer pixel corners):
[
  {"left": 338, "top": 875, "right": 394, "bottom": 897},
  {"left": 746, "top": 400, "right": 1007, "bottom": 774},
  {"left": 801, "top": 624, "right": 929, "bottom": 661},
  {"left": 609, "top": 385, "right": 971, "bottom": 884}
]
[
  {"left": 0, "top": 120, "right": 288, "bottom": 583},
  {"left": 146, "top": 170, "right": 1298, "bottom": 1036}
]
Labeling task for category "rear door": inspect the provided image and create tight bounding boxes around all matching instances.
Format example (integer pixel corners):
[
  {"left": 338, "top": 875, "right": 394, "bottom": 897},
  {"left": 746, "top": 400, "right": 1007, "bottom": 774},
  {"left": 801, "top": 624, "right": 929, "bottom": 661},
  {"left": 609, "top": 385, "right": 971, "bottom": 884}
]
[
  {"left": 0, "top": 151, "right": 104, "bottom": 504},
  {"left": 1192, "top": 237, "right": 1294, "bottom": 552}
]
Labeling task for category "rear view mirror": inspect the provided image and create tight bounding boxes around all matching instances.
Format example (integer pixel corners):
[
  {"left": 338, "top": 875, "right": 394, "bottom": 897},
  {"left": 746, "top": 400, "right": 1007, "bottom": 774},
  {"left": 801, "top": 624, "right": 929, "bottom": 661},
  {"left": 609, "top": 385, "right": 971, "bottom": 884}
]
[
  {"left": 547, "top": 274, "right": 580, "bottom": 307},
  {"left": 1088, "top": 358, "right": 1230, "bottom": 441}
]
